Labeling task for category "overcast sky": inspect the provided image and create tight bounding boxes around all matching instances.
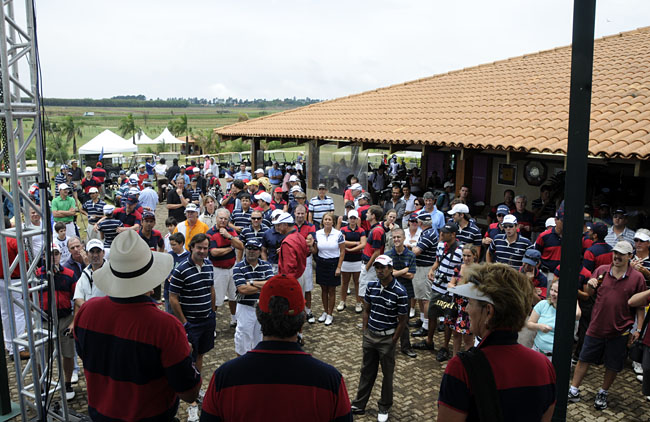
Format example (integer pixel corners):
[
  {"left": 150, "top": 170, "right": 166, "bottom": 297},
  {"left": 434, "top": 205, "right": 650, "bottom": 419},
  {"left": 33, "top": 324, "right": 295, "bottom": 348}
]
[{"left": 34, "top": 0, "right": 650, "bottom": 101}]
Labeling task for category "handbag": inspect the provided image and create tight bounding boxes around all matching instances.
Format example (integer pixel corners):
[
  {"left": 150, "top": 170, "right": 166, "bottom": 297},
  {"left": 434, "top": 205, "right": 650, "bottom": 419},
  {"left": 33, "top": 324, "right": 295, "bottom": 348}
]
[{"left": 629, "top": 310, "right": 650, "bottom": 363}]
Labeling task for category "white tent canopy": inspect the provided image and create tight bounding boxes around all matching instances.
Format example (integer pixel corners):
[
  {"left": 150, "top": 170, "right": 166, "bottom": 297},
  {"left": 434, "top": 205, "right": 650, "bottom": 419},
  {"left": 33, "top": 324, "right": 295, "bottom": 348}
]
[
  {"left": 152, "top": 127, "right": 184, "bottom": 144},
  {"left": 132, "top": 131, "right": 155, "bottom": 144},
  {"left": 78, "top": 129, "right": 138, "bottom": 154}
]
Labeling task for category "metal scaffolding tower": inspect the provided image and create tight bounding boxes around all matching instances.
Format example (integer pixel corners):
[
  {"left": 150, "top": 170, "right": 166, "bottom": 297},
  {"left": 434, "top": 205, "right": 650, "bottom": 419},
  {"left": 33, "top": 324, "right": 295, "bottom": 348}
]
[{"left": 0, "top": 0, "right": 72, "bottom": 420}]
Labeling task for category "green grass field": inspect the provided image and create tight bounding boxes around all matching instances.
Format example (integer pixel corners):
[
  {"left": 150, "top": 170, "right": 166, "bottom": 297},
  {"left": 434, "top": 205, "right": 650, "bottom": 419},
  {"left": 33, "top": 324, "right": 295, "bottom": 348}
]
[{"left": 33, "top": 105, "right": 291, "bottom": 158}]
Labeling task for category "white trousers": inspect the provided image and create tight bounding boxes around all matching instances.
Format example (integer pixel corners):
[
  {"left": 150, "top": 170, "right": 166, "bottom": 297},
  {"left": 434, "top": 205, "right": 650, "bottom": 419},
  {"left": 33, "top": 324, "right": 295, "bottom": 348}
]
[
  {"left": 358, "top": 265, "right": 376, "bottom": 298},
  {"left": 0, "top": 278, "right": 25, "bottom": 353},
  {"left": 213, "top": 267, "right": 236, "bottom": 307},
  {"left": 234, "top": 304, "right": 262, "bottom": 356}
]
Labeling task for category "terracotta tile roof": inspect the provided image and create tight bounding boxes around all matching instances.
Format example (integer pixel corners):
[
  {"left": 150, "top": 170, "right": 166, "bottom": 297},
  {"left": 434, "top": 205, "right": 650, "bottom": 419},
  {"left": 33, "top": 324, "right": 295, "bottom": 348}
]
[{"left": 216, "top": 27, "right": 650, "bottom": 160}]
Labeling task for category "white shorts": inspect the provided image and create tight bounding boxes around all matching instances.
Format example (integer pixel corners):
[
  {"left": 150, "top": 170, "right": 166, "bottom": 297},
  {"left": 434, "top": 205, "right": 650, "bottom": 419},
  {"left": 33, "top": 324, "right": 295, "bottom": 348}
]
[
  {"left": 234, "top": 304, "right": 262, "bottom": 356},
  {"left": 86, "top": 224, "right": 101, "bottom": 241},
  {"left": 298, "top": 255, "right": 313, "bottom": 293},
  {"left": 104, "top": 248, "right": 111, "bottom": 259},
  {"left": 213, "top": 267, "right": 236, "bottom": 307},
  {"left": 413, "top": 266, "right": 433, "bottom": 300},
  {"left": 341, "top": 260, "right": 362, "bottom": 273},
  {"left": 358, "top": 264, "right": 376, "bottom": 298}
]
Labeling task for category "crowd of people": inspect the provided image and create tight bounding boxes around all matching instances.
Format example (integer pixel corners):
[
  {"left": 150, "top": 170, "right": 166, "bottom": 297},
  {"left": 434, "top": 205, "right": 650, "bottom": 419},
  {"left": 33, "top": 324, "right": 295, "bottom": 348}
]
[{"left": 1, "top": 152, "right": 649, "bottom": 421}]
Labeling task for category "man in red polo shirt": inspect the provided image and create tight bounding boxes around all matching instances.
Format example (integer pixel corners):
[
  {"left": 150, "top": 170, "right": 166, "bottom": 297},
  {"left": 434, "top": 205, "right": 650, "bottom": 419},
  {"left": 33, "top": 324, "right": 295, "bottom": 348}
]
[
  {"left": 114, "top": 195, "right": 142, "bottom": 233},
  {"left": 92, "top": 161, "right": 107, "bottom": 199},
  {"left": 276, "top": 212, "right": 308, "bottom": 280},
  {"left": 207, "top": 208, "right": 244, "bottom": 328},
  {"left": 568, "top": 241, "right": 646, "bottom": 411}
]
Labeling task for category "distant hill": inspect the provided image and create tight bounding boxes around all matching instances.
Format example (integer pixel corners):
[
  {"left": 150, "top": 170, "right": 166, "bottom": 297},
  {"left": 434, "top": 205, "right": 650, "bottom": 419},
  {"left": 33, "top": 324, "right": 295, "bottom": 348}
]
[{"left": 41, "top": 96, "right": 322, "bottom": 109}]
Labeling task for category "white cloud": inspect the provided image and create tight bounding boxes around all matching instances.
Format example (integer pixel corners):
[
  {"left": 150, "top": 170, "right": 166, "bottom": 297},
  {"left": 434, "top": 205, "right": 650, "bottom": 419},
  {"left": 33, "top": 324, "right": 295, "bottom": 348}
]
[{"left": 34, "top": 0, "right": 650, "bottom": 100}]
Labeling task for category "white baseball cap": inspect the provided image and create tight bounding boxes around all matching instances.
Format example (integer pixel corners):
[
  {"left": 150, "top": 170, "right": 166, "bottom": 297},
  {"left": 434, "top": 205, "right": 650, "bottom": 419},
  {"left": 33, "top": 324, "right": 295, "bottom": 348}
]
[
  {"left": 185, "top": 203, "right": 199, "bottom": 213},
  {"left": 348, "top": 210, "right": 359, "bottom": 219},
  {"left": 635, "top": 229, "right": 650, "bottom": 243},
  {"left": 612, "top": 241, "right": 634, "bottom": 255},
  {"left": 290, "top": 186, "right": 303, "bottom": 193},
  {"left": 103, "top": 204, "right": 115, "bottom": 215},
  {"left": 289, "top": 175, "right": 299, "bottom": 182},
  {"left": 271, "top": 208, "right": 284, "bottom": 221},
  {"left": 86, "top": 239, "right": 104, "bottom": 252},
  {"left": 255, "top": 192, "right": 272, "bottom": 204},
  {"left": 350, "top": 183, "right": 363, "bottom": 191},
  {"left": 255, "top": 168, "right": 265, "bottom": 174},
  {"left": 545, "top": 217, "right": 556, "bottom": 228},
  {"left": 274, "top": 212, "right": 294, "bottom": 224},
  {"left": 373, "top": 255, "right": 393, "bottom": 267},
  {"left": 58, "top": 183, "right": 69, "bottom": 191},
  {"left": 502, "top": 214, "right": 518, "bottom": 225},
  {"left": 84, "top": 166, "right": 93, "bottom": 172},
  {"left": 88, "top": 187, "right": 99, "bottom": 194},
  {"left": 448, "top": 203, "right": 470, "bottom": 215}
]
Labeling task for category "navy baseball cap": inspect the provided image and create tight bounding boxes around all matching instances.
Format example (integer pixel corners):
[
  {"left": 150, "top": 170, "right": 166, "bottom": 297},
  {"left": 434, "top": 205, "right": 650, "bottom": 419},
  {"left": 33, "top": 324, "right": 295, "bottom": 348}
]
[
  {"left": 417, "top": 213, "right": 432, "bottom": 222},
  {"left": 440, "top": 223, "right": 458, "bottom": 233},
  {"left": 592, "top": 222, "right": 608, "bottom": 239},
  {"left": 142, "top": 211, "right": 155, "bottom": 220},
  {"left": 496, "top": 205, "right": 510, "bottom": 216},
  {"left": 522, "top": 249, "right": 542, "bottom": 266},
  {"left": 126, "top": 195, "right": 138, "bottom": 204},
  {"left": 246, "top": 239, "right": 262, "bottom": 250}
]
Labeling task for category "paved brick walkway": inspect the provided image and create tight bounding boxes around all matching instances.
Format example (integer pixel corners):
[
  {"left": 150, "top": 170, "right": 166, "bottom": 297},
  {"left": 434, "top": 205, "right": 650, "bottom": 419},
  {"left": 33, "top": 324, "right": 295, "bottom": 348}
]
[
  {"left": 5, "top": 203, "right": 648, "bottom": 421},
  {"left": 5, "top": 286, "right": 650, "bottom": 421}
]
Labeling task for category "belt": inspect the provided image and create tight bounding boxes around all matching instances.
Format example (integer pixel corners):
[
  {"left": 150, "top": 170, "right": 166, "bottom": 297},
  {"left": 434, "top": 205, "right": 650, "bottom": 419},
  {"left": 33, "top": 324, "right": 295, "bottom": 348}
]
[{"left": 368, "top": 328, "right": 395, "bottom": 336}]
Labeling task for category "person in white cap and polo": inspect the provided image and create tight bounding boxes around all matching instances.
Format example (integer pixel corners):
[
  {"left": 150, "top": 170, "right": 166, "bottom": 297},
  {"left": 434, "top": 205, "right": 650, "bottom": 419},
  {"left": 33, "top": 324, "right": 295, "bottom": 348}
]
[
  {"left": 75, "top": 230, "right": 201, "bottom": 420},
  {"left": 486, "top": 214, "right": 533, "bottom": 268},
  {"left": 73, "top": 238, "right": 107, "bottom": 324},
  {"left": 350, "top": 254, "right": 408, "bottom": 422},
  {"left": 51, "top": 182, "right": 78, "bottom": 238},
  {"left": 449, "top": 203, "right": 482, "bottom": 255},
  {"left": 254, "top": 191, "right": 274, "bottom": 225},
  {"left": 80, "top": 186, "right": 105, "bottom": 241},
  {"left": 96, "top": 204, "right": 123, "bottom": 258}
]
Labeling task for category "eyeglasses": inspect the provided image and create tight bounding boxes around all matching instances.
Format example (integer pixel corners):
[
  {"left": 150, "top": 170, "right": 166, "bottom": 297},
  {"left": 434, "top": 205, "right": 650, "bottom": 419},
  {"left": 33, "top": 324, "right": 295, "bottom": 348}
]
[
  {"left": 634, "top": 238, "right": 647, "bottom": 243},
  {"left": 246, "top": 247, "right": 261, "bottom": 251},
  {"left": 503, "top": 224, "right": 515, "bottom": 229},
  {"left": 251, "top": 217, "right": 262, "bottom": 220}
]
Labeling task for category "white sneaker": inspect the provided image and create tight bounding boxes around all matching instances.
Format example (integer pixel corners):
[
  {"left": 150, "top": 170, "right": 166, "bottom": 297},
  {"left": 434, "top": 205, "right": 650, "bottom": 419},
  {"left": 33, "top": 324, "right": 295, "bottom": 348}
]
[
  {"left": 187, "top": 404, "right": 199, "bottom": 422},
  {"left": 347, "top": 287, "right": 351, "bottom": 294},
  {"left": 197, "top": 388, "right": 206, "bottom": 403},
  {"left": 637, "top": 375, "right": 644, "bottom": 383},
  {"left": 378, "top": 411, "right": 389, "bottom": 422},
  {"left": 336, "top": 301, "right": 346, "bottom": 311},
  {"left": 71, "top": 371, "right": 79, "bottom": 384},
  {"left": 318, "top": 312, "right": 327, "bottom": 323},
  {"left": 633, "top": 361, "right": 644, "bottom": 375},
  {"left": 65, "top": 385, "right": 75, "bottom": 401},
  {"left": 325, "top": 315, "right": 333, "bottom": 326},
  {"left": 409, "top": 308, "right": 415, "bottom": 318},
  {"left": 355, "top": 303, "right": 363, "bottom": 313}
]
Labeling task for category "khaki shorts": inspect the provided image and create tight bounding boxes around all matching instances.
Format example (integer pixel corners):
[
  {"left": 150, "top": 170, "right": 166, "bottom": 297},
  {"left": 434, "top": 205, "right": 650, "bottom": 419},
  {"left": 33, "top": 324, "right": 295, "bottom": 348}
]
[
  {"left": 413, "top": 266, "right": 433, "bottom": 300},
  {"left": 50, "top": 314, "right": 75, "bottom": 359},
  {"left": 213, "top": 267, "right": 236, "bottom": 307}
]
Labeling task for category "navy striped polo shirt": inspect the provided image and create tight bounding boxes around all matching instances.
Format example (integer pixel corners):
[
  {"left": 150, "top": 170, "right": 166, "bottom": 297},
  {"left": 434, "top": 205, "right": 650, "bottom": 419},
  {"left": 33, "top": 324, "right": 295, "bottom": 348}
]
[
  {"left": 309, "top": 195, "right": 335, "bottom": 224},
  {"left": 232, "top": 208, "right": 252, "bottom": 230},
  {"left": 83, "top": 199, "right": 106, "bottom": 224},
  {"left": 456, "top": 221, "right": 482, "bottom": 247},
  {"left": 169, "top": 257, "right": 215, "bottom": 323},
  {"left": 262, "top": 226, "right": 285, "bottom": 265},
  {"left": 488, "top": 234, "right": 533, "bottom": 269},
  {"left": 97, "top": 218, "right": 123, "bottom": 248},
  {"left": 433, "top": 242, "right": 463, "bottom": 294},
  {"left": 365, "top": 278, "right": 408, "bottom": 331},
  {"left": 189, "top": 186, "right": 202, "bottom": 203},
  {"left": 415, "top": 227, "right": 439, "bottom": 267},
  {"left": 240, "top": 226, "right": 268, "bottom": 248},
  {"left": 583, "top": 241, "right": 612, "bottom": 273},
  {"left": 341, "top": 225, "right": 365, "bottom": 263},
  {"left": 54, "top": 172, "right": 67, "bottom": 196},
  {"left": 232, "top": 258, "right": 274, "bottom": 306}
]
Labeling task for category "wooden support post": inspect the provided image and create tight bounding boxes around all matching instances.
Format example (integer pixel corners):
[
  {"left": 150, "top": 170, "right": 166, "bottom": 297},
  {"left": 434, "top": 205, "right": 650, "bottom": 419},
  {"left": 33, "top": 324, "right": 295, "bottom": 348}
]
[
  {"left": 251, "top": 138, "right": 261, "bottom": 171},
  {"left": 307, "top": 140, "right": 320, "bottom": 190},
  {"left": 455, "top": 148, "right": 474, "bottom": 196}
]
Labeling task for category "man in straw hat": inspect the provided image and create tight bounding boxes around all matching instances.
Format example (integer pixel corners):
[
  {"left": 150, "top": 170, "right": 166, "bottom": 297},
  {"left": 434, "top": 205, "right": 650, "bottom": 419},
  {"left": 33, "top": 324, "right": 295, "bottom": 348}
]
[
  {"left": 74, "top": 230, "right": 201, "bottom": 421},
  {"left": 200, "top": 274, "right": 352, "bottom": 421}
]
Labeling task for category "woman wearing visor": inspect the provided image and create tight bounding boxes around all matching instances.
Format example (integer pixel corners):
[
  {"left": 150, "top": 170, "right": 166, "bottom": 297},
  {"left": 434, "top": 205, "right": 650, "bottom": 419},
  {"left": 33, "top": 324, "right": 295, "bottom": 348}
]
[{"left": 437, "top": 263, "right": 556, "bottom": 422}]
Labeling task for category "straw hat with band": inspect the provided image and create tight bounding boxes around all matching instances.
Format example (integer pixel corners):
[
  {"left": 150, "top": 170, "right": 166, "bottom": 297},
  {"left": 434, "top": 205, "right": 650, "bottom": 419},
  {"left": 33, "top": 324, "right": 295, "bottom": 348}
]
[{"left": 93, "top": 230, "right": 173, "bottom": 298}]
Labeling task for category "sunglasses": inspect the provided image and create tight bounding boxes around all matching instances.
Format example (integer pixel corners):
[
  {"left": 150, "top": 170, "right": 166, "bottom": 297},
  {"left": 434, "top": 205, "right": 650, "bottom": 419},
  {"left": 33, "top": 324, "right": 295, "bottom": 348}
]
[
  {"left": 503, "top": 224, "right": 515, "bottom": 229},
  {"left": 246, "top": 247, "right": 261, "bottom": 251},
  {"left": 251, "top": 217, "right": 262, "bottom": 220},
  {"left": 634, "top": 238, "right": 648, "bottom": 243}
]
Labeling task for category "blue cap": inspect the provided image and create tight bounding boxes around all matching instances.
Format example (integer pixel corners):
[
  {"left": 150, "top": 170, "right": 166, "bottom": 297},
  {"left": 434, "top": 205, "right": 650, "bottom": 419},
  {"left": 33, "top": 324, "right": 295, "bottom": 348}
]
[
  {"left": 522, "top": 249, "right": 541, "bottom": 266},
  {"left": 417, "top": 212, "right": 432, "bottom": 222},
  {"left": 556, "top": 200, "right": 565, "bottom": 221},
  {"left": 496, "top": 205, "right": 510, "bottom": 216},
  {"left": 126, "top": 195, "right": 138, "bottom": 204},
  {"left": 245, "top": 239, "right": 262, "bottom": 250},
  {"left": 142, "top": 211, "right": 155, "bottom": 220}
]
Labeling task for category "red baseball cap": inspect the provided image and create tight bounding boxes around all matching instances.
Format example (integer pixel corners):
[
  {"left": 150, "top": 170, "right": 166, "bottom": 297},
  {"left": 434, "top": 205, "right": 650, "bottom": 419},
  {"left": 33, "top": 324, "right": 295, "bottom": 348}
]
[
  {"left": 258, "top": 274, "right": 305, "bottom": 316},
  {"left": 274, "top": 187, "right": 283, "bottom": 193},
  {"left": 96, "top": 161, "right": 103, "bottom": 167}
]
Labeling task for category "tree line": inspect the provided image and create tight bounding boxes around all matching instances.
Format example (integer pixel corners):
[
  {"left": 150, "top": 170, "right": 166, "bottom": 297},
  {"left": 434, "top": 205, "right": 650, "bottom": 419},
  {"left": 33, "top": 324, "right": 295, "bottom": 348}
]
[{"left": 40, "top": 96, "right": 321, "bottom": 108}]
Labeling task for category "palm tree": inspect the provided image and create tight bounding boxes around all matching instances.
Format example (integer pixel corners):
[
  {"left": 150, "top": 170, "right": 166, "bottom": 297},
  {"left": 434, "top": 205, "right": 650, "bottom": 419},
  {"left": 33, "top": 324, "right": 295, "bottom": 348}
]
[
  {"left": 193, "top": 129, "right": 219, "bottom": 154},
  {"left": 58, "top": 116, "right": 84, "bottom": 155},
  {"left": 118, "top": 113, "right": 142, "bottom": 145},
  {"left": 45, "top": 134, "right": 71, "bottom": 165},
  {"left": 168, "top": 114, "right": 189, "bottom": 154}
]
